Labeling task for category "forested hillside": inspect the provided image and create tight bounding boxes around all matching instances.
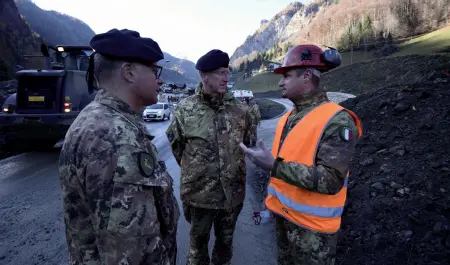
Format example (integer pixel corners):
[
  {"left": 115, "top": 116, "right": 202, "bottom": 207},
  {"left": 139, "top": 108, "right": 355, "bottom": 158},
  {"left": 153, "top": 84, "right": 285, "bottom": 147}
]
[
  {"left": 231, "top": 0, "right": 449, "bottom": 73},
  {"left": 15, "top": 0, "right": 95, "bottom": 46}
]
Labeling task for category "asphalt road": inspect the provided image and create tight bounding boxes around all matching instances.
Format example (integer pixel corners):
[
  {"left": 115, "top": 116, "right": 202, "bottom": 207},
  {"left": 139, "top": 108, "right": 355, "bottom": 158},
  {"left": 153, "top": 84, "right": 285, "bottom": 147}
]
[{"left": 0, "top": 99, "right": 294, "bottom": 265}]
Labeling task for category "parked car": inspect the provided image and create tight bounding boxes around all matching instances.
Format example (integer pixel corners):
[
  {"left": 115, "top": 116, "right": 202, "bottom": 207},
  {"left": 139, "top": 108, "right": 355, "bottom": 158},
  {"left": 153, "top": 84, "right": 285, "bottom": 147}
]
[{"left": 143, "top": 102, "right": 171, "bottom": 121}]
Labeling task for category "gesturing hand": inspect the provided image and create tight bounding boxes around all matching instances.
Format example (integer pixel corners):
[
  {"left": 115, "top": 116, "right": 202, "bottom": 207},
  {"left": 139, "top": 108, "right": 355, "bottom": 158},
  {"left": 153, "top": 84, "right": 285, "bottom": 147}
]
[{"left": 239, "top": 139, "right": 275, "bottom": 171}]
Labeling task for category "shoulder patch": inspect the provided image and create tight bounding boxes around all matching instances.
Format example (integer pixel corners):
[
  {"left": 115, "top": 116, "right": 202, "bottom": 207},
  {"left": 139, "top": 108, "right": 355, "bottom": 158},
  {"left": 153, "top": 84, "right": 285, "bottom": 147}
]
[
  {"left": 339, "top": 126, "right": 353, "bottom": 142},
  {"left": 138, "top": 152, "right": 155, "bottom": 177},
  {"left": 166, "top": 126, "right": 175, "bottom": 142}
]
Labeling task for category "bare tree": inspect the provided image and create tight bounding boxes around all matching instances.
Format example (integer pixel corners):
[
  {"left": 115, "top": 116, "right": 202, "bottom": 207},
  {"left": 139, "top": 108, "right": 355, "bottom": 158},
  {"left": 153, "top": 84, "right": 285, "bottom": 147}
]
[{"left": 392, "top": 0, "right": 420, "bottom": 33}]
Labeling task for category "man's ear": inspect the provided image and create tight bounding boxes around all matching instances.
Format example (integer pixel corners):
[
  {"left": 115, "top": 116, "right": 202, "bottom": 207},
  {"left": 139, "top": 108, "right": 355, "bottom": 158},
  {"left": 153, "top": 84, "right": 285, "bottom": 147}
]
[
  {"left": 200, "top": 71, "right": 208, "bottom": 83},
  {"left": 303, "top": 69, "right": 313, "bottom": 83},
  {"left": 121, "top": 62, "right": 134, "bottom": 83}
]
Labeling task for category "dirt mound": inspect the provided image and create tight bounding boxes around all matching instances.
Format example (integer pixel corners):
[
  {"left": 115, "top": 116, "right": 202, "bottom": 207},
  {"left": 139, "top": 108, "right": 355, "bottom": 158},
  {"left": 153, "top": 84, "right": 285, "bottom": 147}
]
[
  {"left": 321, "top": 54, "right": 450, "bottom": 96},
  {"left": 337, "top": 80, "right": 450, "bottom": 264}
]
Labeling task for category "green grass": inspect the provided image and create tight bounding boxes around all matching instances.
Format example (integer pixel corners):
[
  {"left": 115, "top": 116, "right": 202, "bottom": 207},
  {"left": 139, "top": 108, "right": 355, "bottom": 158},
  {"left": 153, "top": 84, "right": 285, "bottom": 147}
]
[
  {"left": 233, "top": 72, "right": 281, "bottom": 93},
  {"left": 234, "top": 26, "right": 450, "bottom": 93},
  {"left": 395, "top": 26, "right": 450, "bottom": 56}
]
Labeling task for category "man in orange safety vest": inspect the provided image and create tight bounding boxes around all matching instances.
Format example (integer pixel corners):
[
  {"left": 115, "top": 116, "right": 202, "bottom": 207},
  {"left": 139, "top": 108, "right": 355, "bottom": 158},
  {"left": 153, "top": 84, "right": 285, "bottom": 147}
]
[{"left": 240, "top": 44, "right": 363, "bottom": 265}]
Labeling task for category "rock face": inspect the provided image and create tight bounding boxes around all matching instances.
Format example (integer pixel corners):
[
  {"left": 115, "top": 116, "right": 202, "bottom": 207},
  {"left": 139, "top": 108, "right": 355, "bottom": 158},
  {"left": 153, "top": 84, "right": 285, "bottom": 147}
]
[
  {"left": 230, "top": 2, "right": 304, "bottom": 63},
  {"left": 337, "top": 80, "right": 450, "bottom": 265}
]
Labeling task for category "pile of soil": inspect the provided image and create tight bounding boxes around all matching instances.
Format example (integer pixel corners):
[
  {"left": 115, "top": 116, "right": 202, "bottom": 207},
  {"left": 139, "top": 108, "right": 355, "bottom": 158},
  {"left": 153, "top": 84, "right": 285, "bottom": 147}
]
[{"left": 337, "top": 77, "right": 450, "bottom": 264}]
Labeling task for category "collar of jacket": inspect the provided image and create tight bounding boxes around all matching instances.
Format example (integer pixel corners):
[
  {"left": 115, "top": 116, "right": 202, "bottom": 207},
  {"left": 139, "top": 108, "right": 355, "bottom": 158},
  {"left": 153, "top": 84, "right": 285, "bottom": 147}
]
[
  {"left": 94, "top": 88, "right": 154, "bottom": 139},
  {"left": 291, "top": 88, "right": 329, "bottom": 113}
]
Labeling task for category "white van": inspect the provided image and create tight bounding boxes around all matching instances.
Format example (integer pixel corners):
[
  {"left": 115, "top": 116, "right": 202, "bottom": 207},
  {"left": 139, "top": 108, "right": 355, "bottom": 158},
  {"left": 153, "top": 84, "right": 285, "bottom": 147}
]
[{"left": 231, "top": 90, "right": 254, "bottom": 102}]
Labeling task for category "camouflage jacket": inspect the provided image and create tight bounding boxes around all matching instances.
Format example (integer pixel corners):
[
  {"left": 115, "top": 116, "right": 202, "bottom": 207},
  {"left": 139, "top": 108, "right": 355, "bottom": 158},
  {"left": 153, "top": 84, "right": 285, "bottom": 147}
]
[
  {"left": 59, "top": 88, "right": 180, "bottom": 265},
  {"left": 249, "top": 103, "right": 261, "bottom": 125},
  {"left": 273, "top": 89, "right": 360, "bottom": 195},
  {"left": 166, "top": 83, "right": 252, "bottom": 209}
]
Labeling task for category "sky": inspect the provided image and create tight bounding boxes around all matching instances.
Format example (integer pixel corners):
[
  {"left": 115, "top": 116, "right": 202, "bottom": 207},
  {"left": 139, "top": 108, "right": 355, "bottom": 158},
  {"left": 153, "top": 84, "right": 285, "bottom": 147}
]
[{"left": 31, "top": 0, "right": 312, "bottom": 63}]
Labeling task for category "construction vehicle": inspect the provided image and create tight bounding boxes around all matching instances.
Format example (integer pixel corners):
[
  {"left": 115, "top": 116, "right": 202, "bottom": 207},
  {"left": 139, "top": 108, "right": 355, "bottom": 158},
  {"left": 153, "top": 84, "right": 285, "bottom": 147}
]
[{"left": 0, "top": 44, "right": 97, "bottom": 152}]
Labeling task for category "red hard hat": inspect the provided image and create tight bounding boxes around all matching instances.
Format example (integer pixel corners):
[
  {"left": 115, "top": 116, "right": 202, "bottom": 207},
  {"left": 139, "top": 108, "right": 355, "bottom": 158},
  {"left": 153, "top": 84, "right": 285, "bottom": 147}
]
[{"left": 274, "top": 44, "right": 341, "bottom": 74}]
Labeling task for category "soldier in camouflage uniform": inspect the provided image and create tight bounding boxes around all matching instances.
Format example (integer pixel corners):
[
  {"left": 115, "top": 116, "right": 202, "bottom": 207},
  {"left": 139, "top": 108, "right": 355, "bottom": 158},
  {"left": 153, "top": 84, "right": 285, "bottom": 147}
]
[
  {"left": 240, "top": 45, "right": 362, "bottom": 265},
  {"left": 58, "top": 29, "right": 180, "bottom": 265},
  {"left": 166, "top": 49, "right": 252, "bottom": 265},
  {"left": 247, "top": 98, "right": 261, "bottom": 147}
]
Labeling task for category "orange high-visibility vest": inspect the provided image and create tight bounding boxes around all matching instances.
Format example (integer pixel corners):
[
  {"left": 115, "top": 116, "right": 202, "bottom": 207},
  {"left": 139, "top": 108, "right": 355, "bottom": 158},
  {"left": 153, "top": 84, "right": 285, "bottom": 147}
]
[{"left": 265, "top": 101, "right": 363, "bottom": 233}]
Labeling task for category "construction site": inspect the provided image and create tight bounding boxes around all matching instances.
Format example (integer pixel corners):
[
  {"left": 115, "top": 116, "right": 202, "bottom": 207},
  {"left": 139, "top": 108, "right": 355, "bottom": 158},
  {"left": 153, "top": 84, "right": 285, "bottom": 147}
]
[{"left": 1, "top": 0, "right": 449, "bottom": 263}]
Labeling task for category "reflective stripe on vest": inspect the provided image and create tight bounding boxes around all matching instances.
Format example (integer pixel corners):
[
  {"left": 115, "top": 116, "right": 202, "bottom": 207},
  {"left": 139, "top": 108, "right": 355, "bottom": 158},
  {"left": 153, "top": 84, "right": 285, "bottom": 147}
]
[{"left": 265, "top": 101, "right": 363, "bottom": 233}]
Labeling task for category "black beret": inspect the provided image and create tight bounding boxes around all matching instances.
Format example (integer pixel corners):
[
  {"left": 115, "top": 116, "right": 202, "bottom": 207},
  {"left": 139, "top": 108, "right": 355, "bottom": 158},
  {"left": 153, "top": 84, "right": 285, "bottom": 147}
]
[
  {"left": 90, "top": 28, "right": 164, "bottom": 65},
  {"left": 196, "top": 49, "right": 229, "bottom": 72}
]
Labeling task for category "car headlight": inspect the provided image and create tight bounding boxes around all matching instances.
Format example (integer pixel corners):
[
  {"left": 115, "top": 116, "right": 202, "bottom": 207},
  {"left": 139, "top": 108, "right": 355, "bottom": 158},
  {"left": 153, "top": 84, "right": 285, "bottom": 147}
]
[{"left": 158, "top": 111, "right": 162, "bottom": 114}]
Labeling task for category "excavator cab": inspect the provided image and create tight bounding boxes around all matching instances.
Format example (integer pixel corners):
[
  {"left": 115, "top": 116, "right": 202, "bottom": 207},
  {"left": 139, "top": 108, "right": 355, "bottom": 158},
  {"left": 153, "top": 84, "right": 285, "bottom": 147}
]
[{"left": 12, "top": 45, "right": 94, "bottom": 114}]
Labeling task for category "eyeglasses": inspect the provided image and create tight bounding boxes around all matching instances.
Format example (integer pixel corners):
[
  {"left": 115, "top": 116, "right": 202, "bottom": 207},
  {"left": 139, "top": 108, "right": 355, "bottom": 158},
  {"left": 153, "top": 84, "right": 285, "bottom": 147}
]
[
  {"left": 152, "top": 65, "right": 163, "bottom": 79},
  {"left": 211, "top": 70, "right": 230, "bottom": 78}
]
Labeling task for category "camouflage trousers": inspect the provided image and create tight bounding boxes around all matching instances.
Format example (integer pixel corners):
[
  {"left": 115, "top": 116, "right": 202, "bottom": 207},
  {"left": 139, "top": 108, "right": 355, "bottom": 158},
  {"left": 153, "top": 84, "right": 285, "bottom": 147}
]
[
  {"left": 250, "top": 125, "right": 258, "bottom": 147},
  {"left": 183, "top": 203, "right": 243, "bottom": 265},
  {"left": 275, "top": 215, "right": 338, "bottom": 265},
  {"left": 165, "top": 233, "right": 178, "bottom": 265}
]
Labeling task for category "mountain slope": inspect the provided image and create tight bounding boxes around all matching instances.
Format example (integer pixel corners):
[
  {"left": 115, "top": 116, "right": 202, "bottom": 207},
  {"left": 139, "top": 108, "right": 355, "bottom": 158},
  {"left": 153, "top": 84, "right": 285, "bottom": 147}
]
[
  {"left": 230, "top": 0, "right": 449, "bottom": 70},
  {"left": 12, "top": 0, "right": 199, "bottom": 84},
  {"left": 163, "top": 52, "right": 200, "bottom": 83},
  {"left": 0, "top": 0, "right": 42, "bottom": 81},
  {"left": 230, "top": 2, "right": 304, "bottom": 62},
  {"left": 15, "top": 0, "right": 95, "bottom": 46}
]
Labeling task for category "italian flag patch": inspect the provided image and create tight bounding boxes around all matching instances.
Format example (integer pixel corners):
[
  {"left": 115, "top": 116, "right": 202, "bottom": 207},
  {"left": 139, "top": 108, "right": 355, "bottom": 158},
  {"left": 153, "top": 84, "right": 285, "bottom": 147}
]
[{"left": 340, "top": 126, "right": 353, "bottom": 141}]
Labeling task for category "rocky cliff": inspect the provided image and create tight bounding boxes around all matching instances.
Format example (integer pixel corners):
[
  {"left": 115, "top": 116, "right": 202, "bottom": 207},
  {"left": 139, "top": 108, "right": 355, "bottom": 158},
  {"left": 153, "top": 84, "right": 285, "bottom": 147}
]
[{"left": 230, "top": 2, "right": 304, "bottom": 64}]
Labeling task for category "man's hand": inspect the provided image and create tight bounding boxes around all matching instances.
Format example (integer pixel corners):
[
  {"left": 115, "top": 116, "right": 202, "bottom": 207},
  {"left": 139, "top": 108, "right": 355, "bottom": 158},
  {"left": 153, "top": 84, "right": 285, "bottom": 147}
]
[{"left": 239, "top": 139, "right": 275, "bottom": 170}]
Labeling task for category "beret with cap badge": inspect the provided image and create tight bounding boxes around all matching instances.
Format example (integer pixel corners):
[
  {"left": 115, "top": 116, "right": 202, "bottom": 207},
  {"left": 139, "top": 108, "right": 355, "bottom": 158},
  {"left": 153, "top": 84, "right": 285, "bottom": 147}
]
[{"left": 196, "top": 49, "right": 230, "bottom": 72}]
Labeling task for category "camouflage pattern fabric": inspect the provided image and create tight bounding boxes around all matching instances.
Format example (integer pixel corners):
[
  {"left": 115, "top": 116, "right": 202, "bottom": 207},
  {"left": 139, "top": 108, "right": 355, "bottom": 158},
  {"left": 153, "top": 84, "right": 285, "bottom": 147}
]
[
  {"left": 275, "top": 215, "right": 338, "bottom": 265},
  {"left": 248, "top": 101, "right": 261, "bottom": 146},
  {"left": 183, "top": 202, "right": 244, "bottom": 265},
  {"left": 272, "top": 88, "right": 360, "bottom": 265},
  {"left": 194, "top": 81, "right": 203, "bottom": 94},
  {"left": 166, "top": 82, "right": 252, "bottom": 210},
  {"left": 249, "top": 100, "right": 261, "bottom": 125},
  {"left": 59, "top": 88, "right": 180, "bottom": 265}
]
